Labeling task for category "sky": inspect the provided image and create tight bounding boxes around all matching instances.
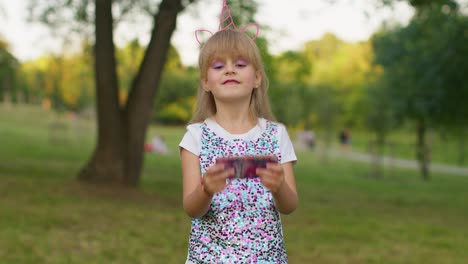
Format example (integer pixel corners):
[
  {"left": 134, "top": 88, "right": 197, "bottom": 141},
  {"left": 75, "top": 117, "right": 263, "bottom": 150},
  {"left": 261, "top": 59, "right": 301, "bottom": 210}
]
[{"left": 0, "top": 0, "right": 414, "bottom": 66}]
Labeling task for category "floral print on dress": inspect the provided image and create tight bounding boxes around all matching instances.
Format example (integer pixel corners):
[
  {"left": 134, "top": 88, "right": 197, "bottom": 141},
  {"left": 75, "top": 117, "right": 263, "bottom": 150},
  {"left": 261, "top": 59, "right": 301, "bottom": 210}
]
[{"left": 187, "top": 120, "right": 287, "bottom": 263}]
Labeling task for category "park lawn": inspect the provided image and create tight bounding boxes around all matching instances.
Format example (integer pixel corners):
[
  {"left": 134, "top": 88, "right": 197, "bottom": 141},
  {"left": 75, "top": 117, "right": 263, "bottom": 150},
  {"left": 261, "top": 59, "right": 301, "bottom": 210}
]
[
  {"left": 335, "top": 126, "right": 468, "bottom": 167},
  {"left": 1, "top": 104, "right": 468, "bottom": 263}
]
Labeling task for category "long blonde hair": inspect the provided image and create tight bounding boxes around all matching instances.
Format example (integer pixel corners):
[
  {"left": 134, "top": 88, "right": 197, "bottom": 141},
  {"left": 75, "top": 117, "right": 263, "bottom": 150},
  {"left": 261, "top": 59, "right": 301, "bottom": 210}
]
[{"left": 190, "top": 30, "right": 274, "bottom": 123}]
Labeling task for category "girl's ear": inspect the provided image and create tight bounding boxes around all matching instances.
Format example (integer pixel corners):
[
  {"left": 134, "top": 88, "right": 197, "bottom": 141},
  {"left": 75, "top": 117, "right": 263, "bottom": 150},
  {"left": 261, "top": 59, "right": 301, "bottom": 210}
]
[
  {"left": 202, "top": 78, "right": 210, "bottom": 92},
  {"left": 254, "top": 71, "right": 262, "bottom": 88}
]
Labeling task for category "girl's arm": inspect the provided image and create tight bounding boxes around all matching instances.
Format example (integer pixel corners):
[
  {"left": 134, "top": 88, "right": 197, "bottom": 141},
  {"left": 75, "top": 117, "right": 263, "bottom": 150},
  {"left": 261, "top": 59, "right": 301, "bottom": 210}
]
[
  {"left": 181, "top": 149, "right": 233, "bottom": 218},
  {"left": 181, "top": 149, "right": 212, "bottom": 218},
  {"left": 257, "top": 161, "right": 298, "bottom": 214},
  {"left": 272, "top": 162, "right": 298, "bottom": 214}
]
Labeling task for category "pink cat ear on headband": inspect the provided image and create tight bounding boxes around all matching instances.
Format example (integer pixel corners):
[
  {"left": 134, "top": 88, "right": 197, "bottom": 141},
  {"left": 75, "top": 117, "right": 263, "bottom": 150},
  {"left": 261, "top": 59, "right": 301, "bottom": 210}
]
[
  {"left": 239, "top": 23, "right": 260, "bottom": 41},
  {"left": 195, "top": 0, "right": 260, "bottom": 45},
  {"left": 194, "top": 29, "right": 214, "bottom": 45}
]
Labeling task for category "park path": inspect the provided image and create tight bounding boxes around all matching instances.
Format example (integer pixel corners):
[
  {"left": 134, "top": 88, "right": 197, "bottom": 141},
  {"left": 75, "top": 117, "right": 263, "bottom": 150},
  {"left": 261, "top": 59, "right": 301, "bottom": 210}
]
[{"left": 322, "top": 149, "right": 468, "bottom": 176}]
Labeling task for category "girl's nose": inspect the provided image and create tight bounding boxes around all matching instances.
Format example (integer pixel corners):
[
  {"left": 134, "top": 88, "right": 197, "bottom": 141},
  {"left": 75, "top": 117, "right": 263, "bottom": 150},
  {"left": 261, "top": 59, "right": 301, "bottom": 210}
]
[{"left": 224, "top": 62, "right": 236, "bottom": 75}]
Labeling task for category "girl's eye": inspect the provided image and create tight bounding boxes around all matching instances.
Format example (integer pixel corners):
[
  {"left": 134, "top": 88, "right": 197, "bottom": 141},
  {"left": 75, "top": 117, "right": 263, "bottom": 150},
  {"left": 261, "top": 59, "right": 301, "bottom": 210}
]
[
  {"left": 211, "top": 62, "right": 224, "bottom": 69},
  {"left": 236, "top": 60, "right": 248, "bottom": 67}
]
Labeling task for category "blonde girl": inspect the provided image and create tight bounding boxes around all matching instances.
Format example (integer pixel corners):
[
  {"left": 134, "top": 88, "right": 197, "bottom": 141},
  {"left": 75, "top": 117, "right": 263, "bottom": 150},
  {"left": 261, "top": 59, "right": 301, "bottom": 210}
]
[{"left": 179, "top": 29, "right": 298, "bottom": 263}]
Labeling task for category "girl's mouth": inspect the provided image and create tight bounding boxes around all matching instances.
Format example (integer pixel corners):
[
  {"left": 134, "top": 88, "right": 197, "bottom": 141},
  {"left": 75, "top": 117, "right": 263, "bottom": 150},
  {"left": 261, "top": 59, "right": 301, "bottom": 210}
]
[{"left": 223, "top": 80, "right": 240, "bottom": 85}]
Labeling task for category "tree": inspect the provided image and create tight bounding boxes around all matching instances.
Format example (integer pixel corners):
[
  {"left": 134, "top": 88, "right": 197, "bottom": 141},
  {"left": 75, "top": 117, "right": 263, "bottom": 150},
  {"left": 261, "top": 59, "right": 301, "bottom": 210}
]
[
  {"left": 267, "top": 48, "right": 317, "bottom": 129},
  {"left": 372, "top": 1, "right": 467, "bottom": 179},
  {"left": 29, "top": 0, "right": 197, "bottom": 186},
  {"left": 302, "top": 34, "right": 346, "bottom": 130},
  {"left": 274, "top": 51, "right": 311, "bottom": 84},
  {"left": 86, "top": 0, "right": 198, "bottom": 186},
  {"left": 363, "top": 76, "right": 400, "bottom": 178},
  {"left": 430, "top": 11, "right": 468, "bottom": 166},
  {"left": 0, "top": 39, "right": 20, "bottom": 103}
]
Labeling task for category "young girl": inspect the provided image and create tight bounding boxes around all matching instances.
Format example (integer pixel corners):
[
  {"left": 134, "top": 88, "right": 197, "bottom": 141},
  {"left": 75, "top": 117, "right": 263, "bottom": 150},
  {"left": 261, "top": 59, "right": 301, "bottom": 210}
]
[{"left": 179, "top": 29, "right": 298, "bottom": 263}]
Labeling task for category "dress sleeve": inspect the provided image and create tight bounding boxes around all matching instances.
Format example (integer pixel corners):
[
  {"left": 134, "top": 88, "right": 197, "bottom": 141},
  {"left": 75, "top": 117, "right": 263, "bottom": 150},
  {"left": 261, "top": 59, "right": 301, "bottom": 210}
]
[
  {"left": 179, "top": 123, "right": 202, "bottom": 158},
  {"left": 278, "top": 123, "right": 297, "bottom": 164}
]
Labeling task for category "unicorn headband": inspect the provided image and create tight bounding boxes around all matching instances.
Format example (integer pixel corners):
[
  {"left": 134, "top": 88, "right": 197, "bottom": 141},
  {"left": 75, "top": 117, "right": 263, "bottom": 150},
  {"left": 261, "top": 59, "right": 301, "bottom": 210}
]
[{"left": 195, "top": 0, "right": 260, "bottom": 45}]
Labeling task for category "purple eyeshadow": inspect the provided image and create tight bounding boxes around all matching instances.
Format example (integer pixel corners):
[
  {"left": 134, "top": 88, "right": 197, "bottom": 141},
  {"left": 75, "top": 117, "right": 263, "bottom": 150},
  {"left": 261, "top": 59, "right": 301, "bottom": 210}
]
[
  {"left": 211, "top": 61, "right": 224, "bottom": 68},
  {"left": 236, "top": 59, "right": 248, "bottom": 66}
]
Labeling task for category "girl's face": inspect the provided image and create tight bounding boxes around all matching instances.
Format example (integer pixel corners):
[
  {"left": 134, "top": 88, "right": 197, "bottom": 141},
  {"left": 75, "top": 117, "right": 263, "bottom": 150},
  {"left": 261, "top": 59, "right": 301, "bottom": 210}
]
[{"left": 203, "top": 56, "right": 261, "bottom": 103}]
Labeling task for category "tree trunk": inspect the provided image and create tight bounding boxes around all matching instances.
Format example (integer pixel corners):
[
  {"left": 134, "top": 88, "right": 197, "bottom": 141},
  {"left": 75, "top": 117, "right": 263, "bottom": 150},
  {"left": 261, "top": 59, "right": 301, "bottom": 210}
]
[
  {"left": 0, "top": 75, "right": 6, "bottom": 102},
  {"left": 458, "top": 126, "right": 467, "bottom": 166},
  {"left": 1, "top": 69, "right": 13, "bottom": 103},
  {"left": 370, "top": 132, "right": 386, "bottom": 179},
  {"left": 78, "top": 0, "right": 125, "bottom": 184},
  {"left": 416, "top": 119, "right": 430, "bottom": 180},
  {"left": 123, "top": 0, "right": 183, "bottom": 185},
  {"left": 78, "top": 0, "right": 185, "bottom": 186}
]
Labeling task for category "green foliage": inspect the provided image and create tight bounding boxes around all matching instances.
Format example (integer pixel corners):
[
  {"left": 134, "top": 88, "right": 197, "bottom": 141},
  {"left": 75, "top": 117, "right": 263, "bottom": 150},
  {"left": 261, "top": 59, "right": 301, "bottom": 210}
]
[
  {"left": 266, "top": 32, "right": 377, "bottom": 132},
  {"left": 17, "top": 39, "right": 193, "bottom": 116},
  {"left": 20, "top": 49, "right": 94, "bottom": 111},
  {"left": 303, "top": 33, "right": 345, "bottom": 63},
  {"left": 372, "top": 4, "right": 468, "bottom": 129},
  {"left": 116, "top": 39, "right": 145, "bottom": 94},
  {"left": 153, "top": 71, "right": 198, "bottom": 124},
  {"left": 13, "top": 0, "right": 468, "bottom": 160},
  {"left": 26, "top": 0, "right": 162, "bottom": 41},
  {"left": 408, "top": 0, "right": 459, "bottom": 9},
  {"left": 270, "top": 81, "right": 316, "bottom": 129},
  {"left": 270, "top": 82, "right": 304, "bottom": 126},
  {"left": 225, "top": 0, "right": 258, "bottom": 33},
  {"left": 158, "top": 49, "right": 196, "bottom": 124},
  {"left": 362, "top": 78, "right": 401, "bottom": 138},
  {"left": 299, "top": 34, "right": 375, "bottom": 127},
  {"left": 116, "top": 39, "right": 198, "bottom": 124},
  {"left": 273, "top": 51, "right": 311, "bottom": 84},
  {"left": 0, "top": 39, "right": 20, "bottom": 102},
  {"left": 158, "top": 97, "right": 196, "bottom": 124},
  {"left": 371, "top": 4, "right": 468, "bottom": 175},
  {"left": 256, "top": 36, "right": 276, "bottom": 85}
]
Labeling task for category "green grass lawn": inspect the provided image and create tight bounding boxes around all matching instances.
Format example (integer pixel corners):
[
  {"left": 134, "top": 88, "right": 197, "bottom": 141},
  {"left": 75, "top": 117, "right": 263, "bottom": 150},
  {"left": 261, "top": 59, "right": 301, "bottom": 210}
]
[
  {"left": 1, "top": 104, "right": 468, "bottom": 263},
  {"left": 332, "top": 126, "right": 468, "bottom": 167}
]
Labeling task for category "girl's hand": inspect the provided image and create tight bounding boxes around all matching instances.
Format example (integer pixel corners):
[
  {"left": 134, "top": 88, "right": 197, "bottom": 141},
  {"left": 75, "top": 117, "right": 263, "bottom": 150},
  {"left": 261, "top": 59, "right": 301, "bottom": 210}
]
[
  {"left": 202, "top": 164, "right": 234, "bottom": 197},
  {"left": 256, "top": 163, "right": 285, "bottom": 194}
]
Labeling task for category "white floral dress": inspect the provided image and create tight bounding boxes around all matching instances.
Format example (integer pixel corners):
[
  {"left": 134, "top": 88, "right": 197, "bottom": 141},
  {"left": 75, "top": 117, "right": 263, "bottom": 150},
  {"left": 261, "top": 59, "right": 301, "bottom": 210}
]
[{"left": 186, "top": 120, "right": 288, "bottom": 263}]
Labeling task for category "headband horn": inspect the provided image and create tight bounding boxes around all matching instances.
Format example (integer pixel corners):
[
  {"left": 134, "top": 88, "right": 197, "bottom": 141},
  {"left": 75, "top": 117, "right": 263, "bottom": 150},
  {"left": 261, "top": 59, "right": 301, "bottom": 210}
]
[{"left": 195, "top": 0, "right": 259, "bottom": 45}]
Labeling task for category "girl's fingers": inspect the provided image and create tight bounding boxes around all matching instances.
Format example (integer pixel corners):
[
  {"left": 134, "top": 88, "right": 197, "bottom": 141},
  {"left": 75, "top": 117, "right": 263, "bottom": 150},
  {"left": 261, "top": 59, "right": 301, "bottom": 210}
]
[
  {"left": 223, "top": 168, "right": 235, "bottom": 178},
  {"left": 257, "top": 169, "right": 273, "bottom": 184},
  {"left": 205, "top": 167, "right": 234, "bottom": 186},
  {"left": 266, "top": 163, "right": 282, "bottom": 173},
  {"left": 256, "top": 168, "right": 269, "bottom": 177},
  {"left": 257, "top": 166, "right": 280, "bottom": 177},
  {"left": 257, "top": 165, "right": 284, "bottom": 191},
  {"left": 211, "top": 167, "right": 234, "bottom": 179},
  {"left": 205, "top": 165, "right": 231, "bottom": 181},
  {"left": 206, "top": 163, "right": 227, "bottom": 174}
]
